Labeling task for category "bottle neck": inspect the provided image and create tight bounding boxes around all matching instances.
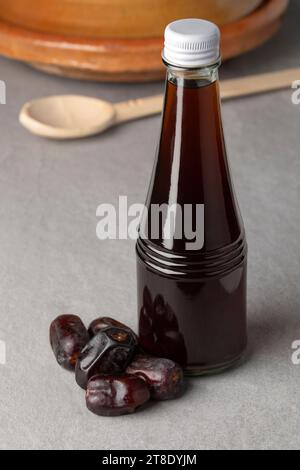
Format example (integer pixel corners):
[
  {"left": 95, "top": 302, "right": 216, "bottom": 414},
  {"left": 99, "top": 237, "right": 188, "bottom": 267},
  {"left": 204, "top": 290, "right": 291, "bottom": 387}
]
[{"left": 165, "top": 60, "right": 220, "bottom": 89}]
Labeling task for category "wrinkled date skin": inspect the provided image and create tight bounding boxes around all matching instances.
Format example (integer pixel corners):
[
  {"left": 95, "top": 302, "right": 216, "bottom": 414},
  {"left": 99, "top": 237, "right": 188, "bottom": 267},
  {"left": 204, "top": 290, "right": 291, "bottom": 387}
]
[
  {"left": 126, "top": 354, "right": 184, "bottom": 400},
  {"left": 88, "top": 316, "right": 137, "bottom": 341},
  {"left": 86, "top": 375, "right": 150, "bottom": 416},
  {"left": 75, "top": 327, "right": 137, "bottom": 389},
  {"left": 50, "top": 314, "right": 89, "bottom": 371}
]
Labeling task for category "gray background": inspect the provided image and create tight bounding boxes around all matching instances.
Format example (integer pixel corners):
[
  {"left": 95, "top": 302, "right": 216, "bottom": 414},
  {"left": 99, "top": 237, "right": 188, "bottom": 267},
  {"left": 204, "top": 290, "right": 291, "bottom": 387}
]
[{"left": 0, "top": 1, "right": 299, "bottom": 450}]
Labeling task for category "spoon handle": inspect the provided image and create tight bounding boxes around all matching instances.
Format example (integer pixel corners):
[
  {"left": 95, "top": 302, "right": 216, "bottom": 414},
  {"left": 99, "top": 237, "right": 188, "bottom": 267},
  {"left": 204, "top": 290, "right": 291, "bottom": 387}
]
[
  {"left": 114, "top": 94, "right": 163, "bottom": 124},
  {"left": 114, "top": 67, "right": 300, "bottom": 124},
  {"left": 220, "top": 67, "right": 300, "bottom": 99}
]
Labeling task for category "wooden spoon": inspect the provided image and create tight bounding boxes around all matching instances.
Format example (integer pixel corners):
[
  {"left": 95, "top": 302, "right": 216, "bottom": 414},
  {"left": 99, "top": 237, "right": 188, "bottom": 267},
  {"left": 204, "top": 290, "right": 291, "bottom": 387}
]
[
  {"left": 19, "top": 94, "right": 163, "bottom": 139},
  {"left": 19, "top": 67, "right": 300, "bottom": 139}
]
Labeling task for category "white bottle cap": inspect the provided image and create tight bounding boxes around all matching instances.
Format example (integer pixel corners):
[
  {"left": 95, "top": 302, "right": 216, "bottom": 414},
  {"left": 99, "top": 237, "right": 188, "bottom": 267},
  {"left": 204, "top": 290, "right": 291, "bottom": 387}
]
[{"left": 163, "top": 18, "right": 220, "bottom": 68}]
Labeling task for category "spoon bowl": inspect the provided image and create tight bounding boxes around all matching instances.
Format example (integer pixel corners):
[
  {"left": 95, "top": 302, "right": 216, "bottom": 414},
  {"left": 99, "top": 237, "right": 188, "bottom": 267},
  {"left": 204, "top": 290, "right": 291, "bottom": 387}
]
[{"left": 20, "top": 95, "right": 116, "bottom": 139}]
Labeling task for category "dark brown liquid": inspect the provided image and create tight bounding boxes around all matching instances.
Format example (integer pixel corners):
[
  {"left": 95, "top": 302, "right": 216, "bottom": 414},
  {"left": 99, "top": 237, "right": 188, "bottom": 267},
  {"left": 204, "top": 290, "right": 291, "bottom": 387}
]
[{"left": 136, "top": 74, "right": 247, "bottom": 374}]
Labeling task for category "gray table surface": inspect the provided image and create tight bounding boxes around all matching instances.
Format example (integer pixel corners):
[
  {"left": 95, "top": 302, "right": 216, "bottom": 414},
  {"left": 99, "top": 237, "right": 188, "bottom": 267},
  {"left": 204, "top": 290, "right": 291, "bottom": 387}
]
[{"left": 0, "top": 1, "right": 299, "bottom": 450}]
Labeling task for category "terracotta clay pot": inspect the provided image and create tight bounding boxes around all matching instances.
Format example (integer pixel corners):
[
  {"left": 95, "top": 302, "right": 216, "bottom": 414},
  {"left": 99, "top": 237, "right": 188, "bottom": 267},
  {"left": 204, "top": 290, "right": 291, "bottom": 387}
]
[
  {"left": 0, "top": 0, "right": 289, "bottom": 81},
  {"left": 0, "top": 0, "right": 263, "bottom": 38}
]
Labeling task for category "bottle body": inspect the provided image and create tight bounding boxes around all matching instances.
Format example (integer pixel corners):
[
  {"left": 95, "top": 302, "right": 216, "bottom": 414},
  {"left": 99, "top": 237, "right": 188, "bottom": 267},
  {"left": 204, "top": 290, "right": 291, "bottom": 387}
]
[{"left": 136, "top": 65, "right": 247, "bottom": 374}]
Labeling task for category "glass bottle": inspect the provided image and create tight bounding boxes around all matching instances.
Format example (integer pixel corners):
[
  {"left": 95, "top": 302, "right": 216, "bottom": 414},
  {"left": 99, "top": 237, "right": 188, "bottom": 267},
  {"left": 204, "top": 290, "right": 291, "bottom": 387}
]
[{"left": 136, "top": 19, "right": 247, "bottom": 375}]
